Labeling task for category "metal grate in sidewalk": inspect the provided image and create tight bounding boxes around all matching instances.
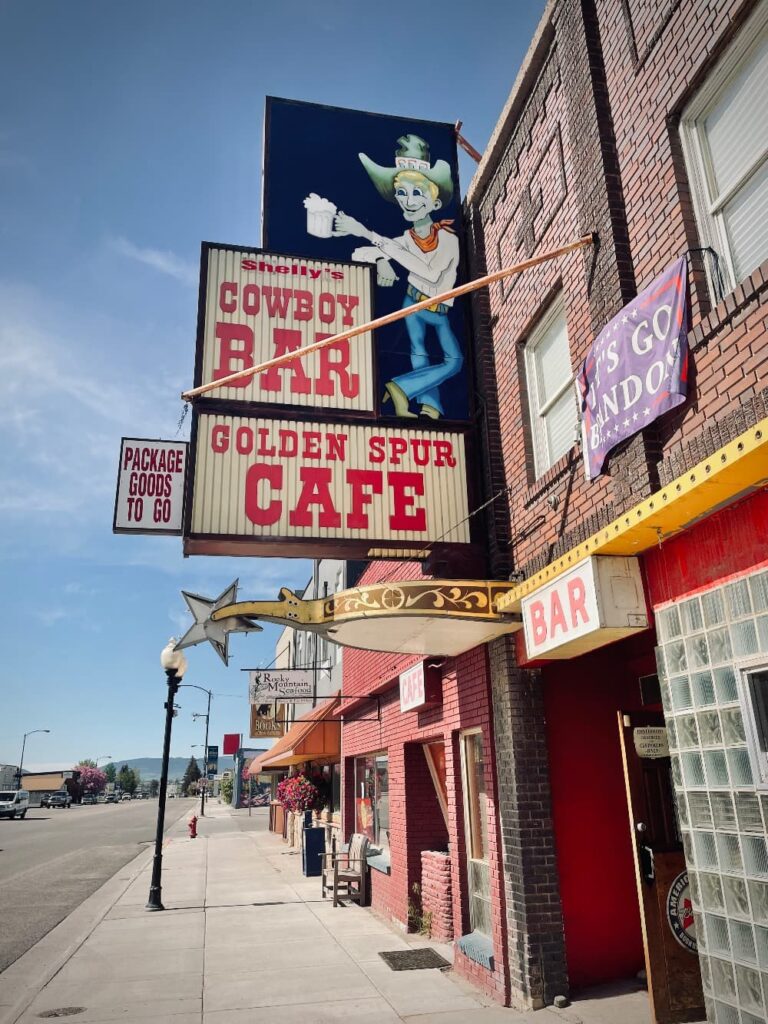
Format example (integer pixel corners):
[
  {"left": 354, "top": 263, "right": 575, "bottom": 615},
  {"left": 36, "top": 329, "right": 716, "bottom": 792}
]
[{"left": 378, "top": 948, "right": 451, "bottom": 971}]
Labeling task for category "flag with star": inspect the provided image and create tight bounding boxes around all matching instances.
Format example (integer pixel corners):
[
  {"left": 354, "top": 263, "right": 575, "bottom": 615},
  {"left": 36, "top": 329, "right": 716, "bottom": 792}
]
[{"left": 578, "top": 257, "right": 689, "bottom": 480}]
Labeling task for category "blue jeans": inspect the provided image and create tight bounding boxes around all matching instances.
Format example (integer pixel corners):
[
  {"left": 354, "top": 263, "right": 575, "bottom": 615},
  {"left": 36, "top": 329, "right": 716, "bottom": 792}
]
[{"left": 392, "top": 296, "right": 464, "bottom": 415}]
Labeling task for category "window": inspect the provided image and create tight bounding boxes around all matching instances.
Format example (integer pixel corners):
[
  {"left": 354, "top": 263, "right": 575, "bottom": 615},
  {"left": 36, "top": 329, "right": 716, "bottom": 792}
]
[
  {"left": 681, "top": 2, "right": 768, "bottom": 292},
  {"left": 460, "top": 731, "right": 492, "bottom": 935},
  {"left": 354, "top": 753, "right": 389, "bottom": 851},
  {"left": 742, "top": 666, "right": 768, "bottom": 786},
  {"left": 321, "top": 763, "right": 341, "bottom": 815},
  {"left": 524, "top": 297, "right": 578, "bottom": 478}
]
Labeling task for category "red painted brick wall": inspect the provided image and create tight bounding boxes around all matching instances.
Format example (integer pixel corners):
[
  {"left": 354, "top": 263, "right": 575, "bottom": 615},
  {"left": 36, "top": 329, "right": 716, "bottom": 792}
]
[
  {"left": 421, "top": 851, "right": 453, "bottom": 942},
  {"left": 342, "top": 560, "right": 510, "bottom": 1002}
]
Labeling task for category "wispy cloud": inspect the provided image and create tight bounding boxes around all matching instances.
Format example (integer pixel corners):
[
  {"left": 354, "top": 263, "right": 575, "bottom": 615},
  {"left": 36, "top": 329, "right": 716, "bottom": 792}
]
[{"left": 110, "top": 236, "right": 197, "bottom": 287}]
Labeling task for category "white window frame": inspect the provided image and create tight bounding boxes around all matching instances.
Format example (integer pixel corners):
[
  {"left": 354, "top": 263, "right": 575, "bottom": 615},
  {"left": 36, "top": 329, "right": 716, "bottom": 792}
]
[
  {"left": 738, "top": 655, "right": 768, "bottom": 790},
  {"left": 524, "top": 296, "right": 577, "bottom": 478},
  {"left": 680, "top": 0, "right": 768, "bottom": 295},
  {"left": 459, "top": 728, "right": 492, "bottom": 936}
]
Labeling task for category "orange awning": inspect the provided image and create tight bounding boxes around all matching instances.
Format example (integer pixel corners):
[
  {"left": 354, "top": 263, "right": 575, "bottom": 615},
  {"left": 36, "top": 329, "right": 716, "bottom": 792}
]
[{"left": 248, "top": 695, "right": 341, "bottom": 773}]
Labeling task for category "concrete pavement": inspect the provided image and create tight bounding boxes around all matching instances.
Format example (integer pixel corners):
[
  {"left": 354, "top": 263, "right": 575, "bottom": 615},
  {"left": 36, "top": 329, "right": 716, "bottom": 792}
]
[{"left": 0, "top": 802, "right": 657, "bottom": 1024}]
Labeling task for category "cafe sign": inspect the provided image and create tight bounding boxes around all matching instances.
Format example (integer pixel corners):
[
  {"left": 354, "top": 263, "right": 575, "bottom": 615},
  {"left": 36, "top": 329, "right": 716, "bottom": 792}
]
[
  {"left": 185, "top": 414, "right": 469, "bottom": 558},
  {"left": 399, "top": 662, "right": 442, "bottom": 713},
  {"left": 522, "top": 556, "right": 648, "bottom": 660}
]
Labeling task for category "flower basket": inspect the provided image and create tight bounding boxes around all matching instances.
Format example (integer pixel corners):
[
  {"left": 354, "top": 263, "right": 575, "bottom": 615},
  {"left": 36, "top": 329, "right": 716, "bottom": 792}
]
[{"left": 275, "top": 774, "right": 323, "bottom": 813}]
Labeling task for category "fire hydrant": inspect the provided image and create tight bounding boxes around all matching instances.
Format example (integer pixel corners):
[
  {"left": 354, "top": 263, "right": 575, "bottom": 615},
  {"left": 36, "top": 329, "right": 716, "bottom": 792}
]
[{"left": 188, "top": 815, "right": 198, "bottom": 839}]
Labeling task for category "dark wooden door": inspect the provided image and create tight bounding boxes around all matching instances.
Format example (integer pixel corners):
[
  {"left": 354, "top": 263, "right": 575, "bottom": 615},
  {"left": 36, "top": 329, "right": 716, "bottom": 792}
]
[{"left": 618, "top": 710, "right": 705, "bottom": 1024}]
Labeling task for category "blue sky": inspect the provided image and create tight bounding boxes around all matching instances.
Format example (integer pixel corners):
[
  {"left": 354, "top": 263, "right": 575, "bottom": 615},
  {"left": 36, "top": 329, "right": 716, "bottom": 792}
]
[{"left": 0, "top": 0, "right": 544, "bottom": 770}]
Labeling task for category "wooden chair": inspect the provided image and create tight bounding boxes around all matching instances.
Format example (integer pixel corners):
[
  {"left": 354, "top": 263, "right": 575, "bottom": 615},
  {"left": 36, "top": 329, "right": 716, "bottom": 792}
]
[{"left": 321, "top": 832, "right": 370, "bottom": 906}]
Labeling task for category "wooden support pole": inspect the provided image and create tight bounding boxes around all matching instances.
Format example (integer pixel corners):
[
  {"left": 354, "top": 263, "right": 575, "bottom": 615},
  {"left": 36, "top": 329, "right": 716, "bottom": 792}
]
[
  {"left": 181, "top": 233, "right": 596, "bottom": 402},
  {"left": 455, "top": 120, "right": 483, "bottom": 164}
]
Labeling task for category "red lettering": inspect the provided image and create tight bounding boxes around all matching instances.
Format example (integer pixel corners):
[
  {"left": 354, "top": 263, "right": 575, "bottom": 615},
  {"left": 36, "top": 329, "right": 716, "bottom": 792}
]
[
  {"left": 433, "top": 440, "right": 457, "bottom": 468},
  {"left": 336, "top": 294, "right": 360, "bottom": 326},
  {"left": 242, "top": 283, "right": 260, "bottom": 315},
  {"left": 529, "top": 601, "right": 547, "bottom": 646},
  {"left": 262, "top": 286, "right": 291, "bottom": 318},
  {"left": 388, "top": 471, "right": 426, "bottom": 531},
  {"left": 315, "top": 339, "right": 359, "bottom": 398},
  {"left": 211, "top": 426, "right": 230, "bottom": 453},
  {"left": 568, "top": 577, "right": 590, "bottom": 627},
  {"left": 549, "top": 591, "right": 567, "bottom": 637},
  {"left": 318, "top": 292, "right": 335, "bottom": 324},
  {"left": 214, "top": 322, "right": 254, "bottom": 387},
  {"left": 260, "top": 328, "right": 312, "bottom": 394},
  {"left": 389, "top": 438, "right": 408, "bottom": 465},
  {"left": 368, "top": 436, "right": 386, "bottom": 464},
  {"left": 303, "top": 431, "right": 323, "bottom": 458},
  {"left": 293, "top": 290, "right": 313, "bottom": 321},
  {"left": 346, "top": 470, "right": 383, "bottom": 529},
  {"left": 235, "top": 426, "right": 253, "bottom": 455},
  {"left": 123, "top": 446, "right": 135, "bottom": 470},
  {"left": 219, "top": 281, "right": 237, "bottom": 313},
  {"left": 289, "top": 467, "right": 341, "bottom": 529},
  {"left": 245, "top": 464, "right": 282, "bottom": 526}
]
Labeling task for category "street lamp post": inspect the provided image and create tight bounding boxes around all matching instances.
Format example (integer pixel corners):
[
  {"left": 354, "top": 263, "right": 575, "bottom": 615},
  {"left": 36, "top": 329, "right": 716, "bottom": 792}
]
[
  {"left": 95, "top": 755, "right": 112, "bottom": 766},
  {"left": 17, "top": 729, "right": 50, "bottom": 789},
  {"left": 182, "top": 684, "right": 212, "bottom": 818},
  {"left": 146, "top": 639, "right": 187, "bottom": 912}
]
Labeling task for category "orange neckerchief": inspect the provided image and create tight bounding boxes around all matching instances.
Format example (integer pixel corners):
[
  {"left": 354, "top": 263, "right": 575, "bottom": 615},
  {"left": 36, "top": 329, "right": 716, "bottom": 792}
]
[{"left": 409, "top": 219, "right": 455, "bottom": 253}]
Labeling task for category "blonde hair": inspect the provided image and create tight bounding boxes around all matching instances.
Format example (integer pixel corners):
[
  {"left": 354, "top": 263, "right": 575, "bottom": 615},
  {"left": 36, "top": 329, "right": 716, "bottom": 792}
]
[{"left": 393, "top": 170, "right": 439, "bottom": 202}]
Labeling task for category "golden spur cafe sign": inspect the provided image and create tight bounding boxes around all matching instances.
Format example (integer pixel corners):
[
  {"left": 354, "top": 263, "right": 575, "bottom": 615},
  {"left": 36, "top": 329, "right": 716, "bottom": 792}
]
[{"left": 184, "top": 243, "right": 471, "bottom": 560}]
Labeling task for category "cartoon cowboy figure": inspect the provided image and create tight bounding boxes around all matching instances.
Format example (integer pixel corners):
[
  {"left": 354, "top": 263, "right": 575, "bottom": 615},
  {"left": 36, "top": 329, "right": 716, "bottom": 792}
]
[{"left": 328, "top": 135, "right": 463, "bottom": 420}]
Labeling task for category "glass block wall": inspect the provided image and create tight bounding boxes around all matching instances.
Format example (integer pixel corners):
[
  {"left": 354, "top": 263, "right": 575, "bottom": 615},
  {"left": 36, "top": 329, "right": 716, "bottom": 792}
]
[{"left": 656, "top": 567, "right": 768, "bottom": 1024}]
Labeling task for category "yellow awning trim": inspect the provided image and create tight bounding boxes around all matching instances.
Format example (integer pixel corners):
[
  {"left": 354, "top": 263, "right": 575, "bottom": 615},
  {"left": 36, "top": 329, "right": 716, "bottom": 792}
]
[{"left": 496, "top": 418, "right": 768, "bottom": 614}]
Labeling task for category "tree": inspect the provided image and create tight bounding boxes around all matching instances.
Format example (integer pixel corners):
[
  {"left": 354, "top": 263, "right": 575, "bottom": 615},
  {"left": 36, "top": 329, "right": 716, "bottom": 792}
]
[
  {"left": 117, "top": 764, "right": 138, "bottom": 795},
  {"left": 78, "top": 758, "right": 97, "bottom": 768},
  {"left": 220, "top": 775, "right": 233, "bottom": 804},
  {"left": 74, "top": 763, "right": 107, "bottom": 795},
  {"left": 181, "top": 756, "right": 201, "bottom": 796},
  {"left": 104, "top": 763, "right": 116, "bottom": 784}
]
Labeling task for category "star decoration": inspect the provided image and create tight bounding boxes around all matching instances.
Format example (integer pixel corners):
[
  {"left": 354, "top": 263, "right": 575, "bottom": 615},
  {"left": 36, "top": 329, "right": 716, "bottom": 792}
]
[
  {"left": 631, "top": 308, "right": 639, "bottom": 319},
  {"left": 175, "top": 580, "right": 261, "bottom": 665}
]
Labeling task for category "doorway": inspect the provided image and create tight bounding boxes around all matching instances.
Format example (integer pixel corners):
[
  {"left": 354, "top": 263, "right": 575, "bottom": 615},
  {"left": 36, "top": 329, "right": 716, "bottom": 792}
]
[{"left": 618, "top": 709, "right": 705, "bottom": 1023}]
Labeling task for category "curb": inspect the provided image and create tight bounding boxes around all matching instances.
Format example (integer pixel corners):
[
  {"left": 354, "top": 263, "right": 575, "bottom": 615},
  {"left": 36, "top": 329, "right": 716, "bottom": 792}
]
[{"left": 0, "top": 804, "right": 193, "bottom": 1024}]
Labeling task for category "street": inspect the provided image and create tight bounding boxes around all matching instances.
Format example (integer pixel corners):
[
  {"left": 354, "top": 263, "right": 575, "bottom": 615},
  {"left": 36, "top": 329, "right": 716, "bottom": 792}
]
[{"left": 0, "top": 797, "right": 195, "bottom": 972}]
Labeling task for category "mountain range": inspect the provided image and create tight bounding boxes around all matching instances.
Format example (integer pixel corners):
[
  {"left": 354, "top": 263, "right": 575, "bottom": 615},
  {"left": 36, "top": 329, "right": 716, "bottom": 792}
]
[{"left": 110, "top": 756, "right": 236, "bottom": 780}]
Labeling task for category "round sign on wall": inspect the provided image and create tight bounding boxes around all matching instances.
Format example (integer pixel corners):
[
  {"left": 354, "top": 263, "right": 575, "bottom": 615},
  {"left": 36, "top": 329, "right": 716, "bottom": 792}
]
[{"left": 667, "top": 871, "right": 697, "bottom": 952}]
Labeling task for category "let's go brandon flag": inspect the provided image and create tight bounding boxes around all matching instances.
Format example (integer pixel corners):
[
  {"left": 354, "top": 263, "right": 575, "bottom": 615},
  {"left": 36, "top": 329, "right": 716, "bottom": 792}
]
[{"left": 579, "top": 257, "right": 689, "bottom": 480}]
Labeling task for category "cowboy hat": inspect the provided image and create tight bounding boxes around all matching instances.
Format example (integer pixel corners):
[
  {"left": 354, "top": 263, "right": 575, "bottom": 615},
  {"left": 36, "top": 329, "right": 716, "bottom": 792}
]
[{"left": 359, "top": 134, "right": 454, "bottom": 207}]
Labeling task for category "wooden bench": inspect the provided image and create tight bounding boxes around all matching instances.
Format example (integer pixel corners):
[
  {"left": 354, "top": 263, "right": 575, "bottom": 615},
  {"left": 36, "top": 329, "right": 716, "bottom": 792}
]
[{"left": 321, "top": 832, "right": 370, "bottom": 906}]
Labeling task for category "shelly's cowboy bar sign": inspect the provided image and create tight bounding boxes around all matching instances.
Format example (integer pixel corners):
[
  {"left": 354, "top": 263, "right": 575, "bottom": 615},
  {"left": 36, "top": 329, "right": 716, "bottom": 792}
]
[{"left": 183, "top": 101, "right": 475, "bottom": 561}]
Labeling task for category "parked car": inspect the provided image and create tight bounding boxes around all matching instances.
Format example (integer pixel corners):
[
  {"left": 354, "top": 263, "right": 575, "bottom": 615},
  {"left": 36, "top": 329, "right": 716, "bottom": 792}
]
[
  {"left": 0, "top": 789, "right": 30, "bottom": 819},
  {"left": 120, "top": 793, "right": 132, "bottom": 801},
  {"left": 42, "top": 791, "right": 71, "bottom": 809},
  {"left": 134, "top": 792, "right": 144, "bottom": 800},
  {"left": 81, "top": 794, "right": 97, "bottom": 805},
  {"left": 104, "top": 793, "right": 118, "bottom": 803}
]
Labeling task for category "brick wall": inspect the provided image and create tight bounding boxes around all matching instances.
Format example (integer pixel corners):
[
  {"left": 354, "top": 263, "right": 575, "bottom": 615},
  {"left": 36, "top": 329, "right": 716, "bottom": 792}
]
[
  {"left": 342, "top": 559, "right": 510, "bottom": 1003},
  {"left": 465, "top": 0, "right": 767, "bottom": 585},
  {"left": 421, "top": 851, "right": 453, "bottom": 942}
]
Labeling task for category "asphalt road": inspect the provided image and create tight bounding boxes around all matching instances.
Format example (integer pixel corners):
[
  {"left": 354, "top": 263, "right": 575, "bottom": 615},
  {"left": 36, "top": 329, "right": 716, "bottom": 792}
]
[{"left": 0, "top": 798, "right": 195, "bottom": 972}]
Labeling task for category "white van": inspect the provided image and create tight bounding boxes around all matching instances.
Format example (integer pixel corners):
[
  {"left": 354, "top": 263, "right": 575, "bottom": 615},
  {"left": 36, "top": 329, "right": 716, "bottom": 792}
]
[{"left": 0, "top": 790, "right": 30, "bottom": 820}]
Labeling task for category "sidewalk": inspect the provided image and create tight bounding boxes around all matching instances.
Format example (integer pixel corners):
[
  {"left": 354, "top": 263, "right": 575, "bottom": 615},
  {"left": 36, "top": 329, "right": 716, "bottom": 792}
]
[{"left": 0, "top": 802, "right": 655, "bottom": 1024}]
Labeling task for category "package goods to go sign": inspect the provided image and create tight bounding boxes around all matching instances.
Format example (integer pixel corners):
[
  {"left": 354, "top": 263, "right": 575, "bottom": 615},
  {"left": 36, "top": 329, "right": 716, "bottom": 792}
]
[{"left": 114, "top": 439, "right": 188, "bottom": 535}]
